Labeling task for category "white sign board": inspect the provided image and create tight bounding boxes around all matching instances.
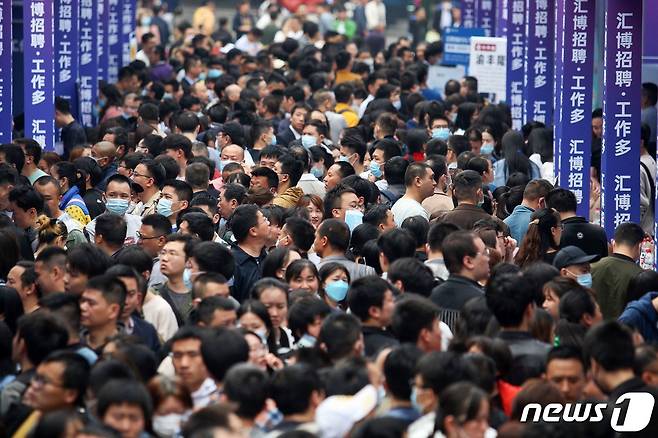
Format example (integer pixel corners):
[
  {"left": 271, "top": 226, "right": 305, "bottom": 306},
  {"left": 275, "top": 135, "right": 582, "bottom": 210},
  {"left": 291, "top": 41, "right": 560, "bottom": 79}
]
[
  {"left": 469, "top": 36, "right": 507, "bottom": 103},
  {"left": 427, "top": 65, "right": 466, "bottom": 95}
]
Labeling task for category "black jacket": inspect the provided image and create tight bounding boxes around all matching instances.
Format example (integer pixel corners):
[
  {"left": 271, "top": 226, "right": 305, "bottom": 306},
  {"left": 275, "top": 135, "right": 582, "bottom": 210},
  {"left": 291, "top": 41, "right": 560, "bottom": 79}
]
[
  {"left": 607, "top": 377, "right": 658, "bottom": 437},
  {"left": 559, "top": 216, "right": 608, "bottom": 259},
  {"left": 498, "top": 331, "right": 551, "bottom": 386},
  {"left": 231, "top": 245, "right": 266, "bottom": 303},
  {"left": 362, "top": 326, "right": 399, "bottom": 358},
  {"left": 430, "top": 275, "right": 483, "bottom": 311}
]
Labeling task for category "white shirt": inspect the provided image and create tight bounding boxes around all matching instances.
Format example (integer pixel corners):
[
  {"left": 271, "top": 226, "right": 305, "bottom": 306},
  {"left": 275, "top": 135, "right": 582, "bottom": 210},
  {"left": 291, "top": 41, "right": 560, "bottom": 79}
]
[
  {"left": 85, "top": 213, "right": 142, "bottom": 245},
  {"left": 358, "top": 95, "right": 375, "bottom": 118},
  {"left": 365, "top": 0, "right": 386, "bottom": 30},
  {"left": 391, "top": 197, "right": 429, "bottom": 226},
  {"left": 143, "top": 292, "right": 179, "bottom": 343},
  {"left": 235, "top": 34, "right": 263, "bottom": 56},
  {"left": 297, "top": 173, "right": 326, "bottom": 198}
]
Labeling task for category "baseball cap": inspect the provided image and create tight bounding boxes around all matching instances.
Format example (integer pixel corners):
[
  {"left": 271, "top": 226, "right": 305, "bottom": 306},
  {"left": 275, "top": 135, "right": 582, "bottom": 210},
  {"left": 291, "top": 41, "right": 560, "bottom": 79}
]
[
  {"left": 315, "top": 385, "right": 379, "bottom": 438},
  {"left": 553, "top": 245, "right": 599, "bottom": 270},
  {"left": 220, "top": 122, "right": 245, "bottom": 146}
]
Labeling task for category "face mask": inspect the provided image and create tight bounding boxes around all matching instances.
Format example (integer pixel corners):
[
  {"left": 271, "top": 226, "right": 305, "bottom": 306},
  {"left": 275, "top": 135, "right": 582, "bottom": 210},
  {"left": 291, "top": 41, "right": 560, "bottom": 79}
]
[
  {"left": 156, "top": 198, "right": 174, "bottom": 217},
  {"left": 377, "top": 385, "right": 386, "bottom": 403},
  {"left": 450, "top": 112, "right": 458, "bottom": 123},
  {"left": 310, "top": 166, "right": 324, "bottom": 179},
  {"left": 140, "top": 16, "right": 151, "bottom": 26},
  {"left": 392, "top": 100, "right": 401, "bottom": 110},
  {"left": 106, "top": 198, "right": 130, "bottom": 216},
  {"left": 207, "top": 68, "right": 223, "bottom": 79},
  {"left": 98, "top": 98, "right": 107, "bottom": 109},
  {"left": 162, "top": 93, "right": 173, "bottom": 101},
  {"left": 369, "top": 161, "right": 382, "bottom": 178},
  {"left": 410, "top": 387, "right": 422, "bottom": 413},
  {"left": 255, "top": 328, "right": 268, "bottom": 343},
  {"left": 140, "top": 89, "right": 149, "bottom": 97},
  {"left": 325, "top": 280, "right": 349, "bottom": 302},
  {"left": 299, "top": 334, "right": 317, "bottom": 347},
  {"left": 153, "top": 413, "right": 184, "bottom": 437},
  {"left": 220, "top": 160, "right": 236, "bottom": 171},
  {"left": 480, "top": 143, "right": 494, "bottom": 155},
  {"left": 122, "top": 112, "right": 133, "bottom": 120},
  {"left": 345, "top": 209, "right": 363, "bottom": 233},
  {"left": 575, "top": 272, "right": 592, "bottom": 288},
  {"left": 301, "top": 135, "right": 316, "bottom": 149},
  {"left": 338, "top": 155, "right": 350, "bottom": 163},
  {"left": 431, "top": 127, "right": 450, "bottom": 140},
  {"left": 126, "top": 201, "right": 137, "bottom": 215},
  {"left": 270, "top": 135, "right": 277, "bottom": 146},
  {"left": 198, "top": 72, "right": 207, "bottom": 81},
  {"left": 183, "top": 268, "right": 193, "bottom": 290}
]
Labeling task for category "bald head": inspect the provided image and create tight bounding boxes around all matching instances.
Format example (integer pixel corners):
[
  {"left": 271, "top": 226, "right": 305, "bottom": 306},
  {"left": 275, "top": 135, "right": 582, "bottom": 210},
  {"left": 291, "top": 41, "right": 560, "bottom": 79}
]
[
  {"left": 220, "top": 144, "right": 245, "bottom": 162},
  {"left": 92, "top": 141, "right": 117, "bottom": 161},
  {"left": 225, "top": 84, "right": 242, "bottom": 103}
]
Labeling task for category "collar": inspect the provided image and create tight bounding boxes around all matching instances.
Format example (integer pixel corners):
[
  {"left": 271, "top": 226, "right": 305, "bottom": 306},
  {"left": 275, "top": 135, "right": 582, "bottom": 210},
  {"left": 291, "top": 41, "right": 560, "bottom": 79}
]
[
  {"left": 233, "top": 245, "right": 266, "bottom": 265},
  {"left": 454, "top": 203, "right": 483, "bottom": 211},
  {"left": 610, "top": 253, "right": 637, "bottom": 264},
  {"left": 290, "top": 126, "right": 302, "bottom": 139},
  {"left": 561, "top": 215, "right": 586, "bottom": 224},
  {"left": 145, "top": 190, "right": 162, "bottom": 206},
  {"left": 446, "top": 274, "right": 483, "bottom": 289},
  {"left": 498, "top": 330, "right": 535, "bottom": 341}
]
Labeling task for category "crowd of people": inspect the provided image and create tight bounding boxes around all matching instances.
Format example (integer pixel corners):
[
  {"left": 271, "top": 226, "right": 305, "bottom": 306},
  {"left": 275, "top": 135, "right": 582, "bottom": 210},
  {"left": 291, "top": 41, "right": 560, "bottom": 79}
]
[{"left": 3, "top": 0, "right": 658, "bottom": 437}]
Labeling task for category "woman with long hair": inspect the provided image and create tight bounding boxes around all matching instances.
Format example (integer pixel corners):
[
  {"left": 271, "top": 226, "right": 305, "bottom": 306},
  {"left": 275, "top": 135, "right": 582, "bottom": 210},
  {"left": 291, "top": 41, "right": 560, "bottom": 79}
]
[
  {"left": 492, "top": 131, "right": 541, "bottom": 187},
  {"left": 51, "top": 161, "right": 91, "bottom": 227},
  {"left": 514, "top": 208, "right": 562, "bottom": 268}
]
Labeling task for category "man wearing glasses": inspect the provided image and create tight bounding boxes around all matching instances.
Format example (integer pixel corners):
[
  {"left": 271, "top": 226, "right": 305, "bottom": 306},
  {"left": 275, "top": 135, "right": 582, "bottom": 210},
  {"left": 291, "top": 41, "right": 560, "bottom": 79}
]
[{"left": 131, "top": 159, "right": 165, "bottom": 218}]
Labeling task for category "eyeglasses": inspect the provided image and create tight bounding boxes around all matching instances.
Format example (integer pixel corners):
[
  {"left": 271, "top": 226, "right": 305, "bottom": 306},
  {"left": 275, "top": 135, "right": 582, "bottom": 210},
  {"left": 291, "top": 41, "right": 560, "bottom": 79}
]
[
  {"left": 137, "top": 231, "right": 165, "bottom": 240},
  {"left": 475, "top": 248, "right": 490, "bottom": 257},
  {"left": 132, "top": 172, "right": 152, "bottom": 180},
  {"left": 31, "top": 373, "right": 64, "bottom": 388}
]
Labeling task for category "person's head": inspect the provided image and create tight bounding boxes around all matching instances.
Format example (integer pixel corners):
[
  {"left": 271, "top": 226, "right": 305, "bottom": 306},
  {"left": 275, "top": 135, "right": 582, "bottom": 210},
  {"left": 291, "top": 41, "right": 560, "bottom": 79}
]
[
  {"left": 229, "top": 204, "right": 269, "bottom": 246},
  {"left": 583, "top": 321, "right": 635, "bottom": 393},
  {"left": 189, "top": 240, "right": 235, "bottom": 281},
  {"left": 279, "top": 216, "right": 315, "bottom": 254},
  {"left": 377, "top": 228, "right": 416, "bottom": 273},
  {"left": 270, "top": 364, "right": 324, "bottom": 417},
  {"left": 383, "top": 344, "right": 423, "bottom": 402},
  {"left": 201, "top": 328, "right": 249, "bottom": 384},
  {"left": 486, "top": 273, "right": 536, "bottom": 330},
  {"left": 275, "top": 154, "right": 304, "bottom": 189},
  {"left": 314, "top": 219, "right": 350, "bottom": 258},
  {"left": 434, "top": 382, "right": 489, "bottom": 438},
  {"left": 545, "top": 346, "right": 588, "bottom": 402},
  {"left": 626, "top": 270, "right": 658, "bottom": 304},
  {"left": 223, "top": 364, "right": 269, "bottom": 420},
  {"left": 514, "top": 208, "right": 562, "bottom": 267},
  {"left": 97, "top": 379, "right": 153, "bottom": 438},
  {"left": 160, "top": 233, "right": 195, "bottom": 280},
  {"left": 219, "top": 183, "right": 248, "bottom": 220},
  {"left": 545, "top": 188, "right": 578, "bottom": 215},
  {"left": 94, "top": 213, "right": 127, "bottom": 253},
  {"left": 158, "top": 179, "right": 193, "bottom": 219},
  {"left": 426, "top": 222, "right": 459, "bottom": 257},
  {"left": 138, "top": 214, "right": 171, "bottom": 257},
  {"left": 170, "top": 326, "right": 211, "bottom": 392},
  {"left": 105, "top": 265, "right": 146, "bottom": 321},
  {"left": 26, "top": 351, "right": 90, "bottom": 412},
  {"left": 323, "top": 162, "right": 355, "bottom": 191},
  {"left": 179, "top": 212, "right": 214, "bottom": 241},
  {"left": 522, "top": 179, "right": 553, "bottom": 209},
  {"left": 285, "top": 259, "right": 320, "bottom": 293},
  {"left": 339, "top": 130, "right": 367, "bottom": 168},
  {"left": 635, "top": 344, "right": 658, "bottom": 388},
  {"left": 7, "top": 261, "right": 39, "bottom": 307},
  {"left": 451, "top": 169, "right": 483, "bottom": 204},
  {"left": 288, "top": 296, "right": 331, "bottom": 342},
  {"left": 387, "top": 258, "right": 435, "bottom": 296},
  {"left": 66, "top": 244, "right": 114, "bottom": 295},
  {"left": 318, "top": 312, "right": 363, "bottom": 362},
  {"left": 403, "top": 162, "right": 435, "bottom": 200},
  {"left": 80, "top": 274, "right": 126, "bottom": 331},
  {"left": 161, "top": 134, "right": 193, "bottom": 165},
  {"left": 347, "top": 276, "right": 395, "bottom": 328},
  {"left": 553, "top": 246, "right": 598, "bottom": 287},
  {"left": 34, "top": 246, "right": 67, "bottom": 295},
  {"left": 391, "top": 295, "right": 442, "bottom": 352},
  {"left": 612, "top": 222, "right": 645, "bottom": 261},
  {"left": 442, "top": 230, "right": 490, "bottom": 282},
  {"left": 641, "top": 82, "right": 658, "bottom": 109},
  {"left": 9, "top": 185, "right": 44, "bottom": 229},
  {"left": 251, "top": 278, "right": 289, "bottom": 330},
  {"left": 13, "top": 312, "right": 69, "bottom": 368}
]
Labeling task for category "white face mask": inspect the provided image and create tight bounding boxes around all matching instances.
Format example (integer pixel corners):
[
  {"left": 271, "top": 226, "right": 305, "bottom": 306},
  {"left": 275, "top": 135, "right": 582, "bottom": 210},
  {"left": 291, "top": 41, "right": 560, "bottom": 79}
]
[{"left": 153, "top": 413, "right": 185, "bottom": 437}]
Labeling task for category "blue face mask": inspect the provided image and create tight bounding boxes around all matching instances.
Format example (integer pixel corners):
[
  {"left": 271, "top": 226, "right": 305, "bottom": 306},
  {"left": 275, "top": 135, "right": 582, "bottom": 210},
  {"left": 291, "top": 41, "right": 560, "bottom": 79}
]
[
  {"left": 207, "top": 68, "right": 223, "bottom": 79},
  {"left": 301, "top": 135, "right": 316, "bottom": 149},
  {"left": 345, "top": 209, "right": 363, "bottom": 233},
  {"left": 183, "top": 268, "right": 193, "bottom": 290},
  {"left": 338, "top": 155, "right": 350, "bottom": 162},
  {"left": 369, "top": 161, "right": 382, "bottom": 178},
  {"left": 106, "top": 198, "right": 130, "bottom": 216},
  {"left": 325, "top": 280, "right": 349, "bottom": 302},
  {"left": 140, "top": 16, "right": 151, "bottom": 26},
  {"left": 157, "top": 198, "right": 174, "bottom": 217},
  {"left": 480, "top": 143, "right": 494, "bottom": 155},
  {"left": 575, "top": 272, "right": 593, "bottom": 289},
  {"left": 162, "top": 93, "right": 173, "bottom": 101},
  {"left": 410, "top": 387, "right": 422, "bottom": 413},
  {"left": 220, "top": 160, "right": 236, "bottom": 172},
  {"left": 431, "top": 127, "right": 450, "bottom": 140},
  {"left": 311, "top": 166, "right": 324, "bottom": 179},
  {"left": 98, "top": 98, "right": 107, "bottom": 109},
  {"left": 198, "top": 72, "right": 207, "bottom": 81},
  {"left": 270, "top": 135, "right": 277, "bottom": 146},
  {"left": 392, "top": 100, "right": 401, "bottom": 110}
]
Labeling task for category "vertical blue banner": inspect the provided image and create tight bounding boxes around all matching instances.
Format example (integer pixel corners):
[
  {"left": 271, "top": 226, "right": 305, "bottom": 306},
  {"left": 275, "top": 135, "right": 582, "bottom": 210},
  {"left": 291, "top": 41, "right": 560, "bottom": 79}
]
[
  {"left": 107, "top": 0, "right": 120, "bottom": 83},
  {"left": 553, "top": 0, "right": 565, "bottom": 181},
  {"left": 495, "top": 0, "right": 508, "bottom": 37},
  {"left": 556, "top": 0, "right": 595, "bottom": 218},
  {"left": 476, "top": 0, "right": 495, "bottom": 36},
  {"left": 98, "top": 0, "right": 108, "bottom": 82},
  {"left": 120, "top": 0, "right": 136, "bottom": 66},
  {"left": 78, "top": 0, "right": 97, "bottom": 127},
  {"left": 55, "top": 0, "right": 78, "bottom": 119},
  {"left": 0, "top": 0, "right": 11, "bottom": 143},
  {"left": 24, "top": 0, "right": 55, "bottom": 150},
  {"left": 524, "top": 0, "right": 554, "bottom": 125},
  {"left": 506, "top": 0, "right": 526, "bottom": 130},
  {"left": 601, "top": 0, "right": 642, "bottom": 238},
  {"left": 461, "top": 0, "right": 477, "bottom": 28}
]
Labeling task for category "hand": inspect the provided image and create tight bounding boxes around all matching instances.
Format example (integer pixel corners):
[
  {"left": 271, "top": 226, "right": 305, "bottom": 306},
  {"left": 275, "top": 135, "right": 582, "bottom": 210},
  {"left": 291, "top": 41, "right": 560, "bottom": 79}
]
[{"left": 265, "top": 353, "right": 284, "bottom": 370}]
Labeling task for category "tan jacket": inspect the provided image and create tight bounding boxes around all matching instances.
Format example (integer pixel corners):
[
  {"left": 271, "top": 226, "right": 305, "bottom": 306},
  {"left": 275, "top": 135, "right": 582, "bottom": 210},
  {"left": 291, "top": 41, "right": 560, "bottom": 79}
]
[{"left": 273, "top": 187, "right": 304, "bottom": 209}]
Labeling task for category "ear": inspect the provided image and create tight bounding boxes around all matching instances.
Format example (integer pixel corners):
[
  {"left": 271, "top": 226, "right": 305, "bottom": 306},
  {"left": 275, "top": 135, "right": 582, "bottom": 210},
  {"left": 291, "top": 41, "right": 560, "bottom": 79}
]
[
  {"left": 368, "top": 305, "right": 381, "bottom": 320},
  {"left": 108, "top": 302, "right": 121, "bottom": 320},
  {"left": 393, "top": 279, "right": 404, "bottom": 291},
  {"left": 331, "top": 208, "right": 341, "bottom": 218},
  {"left": 180, "top": 200, "right": 189, "bottom": 210},
  {"left": 94, "top": 234, "right": 103, "bottom": 246},
  {"left": 62, "top": 388, "right": 78, "bottom": 406}
]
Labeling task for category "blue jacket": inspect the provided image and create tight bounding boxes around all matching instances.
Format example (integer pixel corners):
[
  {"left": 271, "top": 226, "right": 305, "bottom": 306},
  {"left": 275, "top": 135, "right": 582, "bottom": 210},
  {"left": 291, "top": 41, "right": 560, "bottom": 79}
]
[
  {"left": 493, "top": 159, "right": 541, "bottom": 188},
  {"left": 619, "top": 292, "right": 658, "bottom": 343},
  {"left": 504, "top": 205, "right": 535, "bottom": 243}
]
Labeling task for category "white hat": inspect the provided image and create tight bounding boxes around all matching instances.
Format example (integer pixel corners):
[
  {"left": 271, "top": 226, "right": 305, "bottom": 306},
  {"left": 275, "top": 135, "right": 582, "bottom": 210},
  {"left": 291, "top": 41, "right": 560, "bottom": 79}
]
[{"left": 315, "top": 384, "right": 379, "bottom": 438}]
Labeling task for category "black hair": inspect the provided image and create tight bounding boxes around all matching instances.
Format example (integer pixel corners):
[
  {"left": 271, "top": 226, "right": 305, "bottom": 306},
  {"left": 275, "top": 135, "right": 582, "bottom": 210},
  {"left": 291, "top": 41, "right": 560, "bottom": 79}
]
[
  {"left": 141, "top": 213, "right": 172, "bottom": 235},
  {"left": 626, "top": 270, "right": 658, "bottom": 304},
  {"left": 288, "top": 296, "right": 331, "bottom": 340},
  {"left": 614, "top": 222, "right": 646, "bottom": 247},
  {"left": 54, "top": 161, "right": 86, "bottom": 194},
  {"left": 67, "top": 243, "right": 114, "bottom": 277},
  {"left": 284, "top": 260, "right": 319, "bottom": 288},
  {"left": 86, "top": 274, "right": 127, "bottom": 315},
  {"left": 42, "top": 350, "right": 91, "bottom": 406},
  {"left": 161, "top": 134, "right": 193, "bottom": 160},
  {"left": 377, "top": 228, "right": 416, "bottom": 265},
  {"left": 547, "top": 345, "right": 588, "bottom": 372},
  {"left": 427, "top": 222, "right": 460, "bottom": 253},
  {"left": 180, "top": 212, "right": 214, "bottom": 241},
  {"left": 16, "top": 312, "right": 69, "bottom": 365},
  {"left": 441, "top": 230, "right": 478, "bottom": 274},
  {"left": 388, "top": 258, "right": 435, "bottom": 297},
  {"left": 97, "top": 379, "right": 153, "bottom": 431},
  {"left": 277, "top": 154, "right": 304, "bottom": 186},
  {"left": 223, "top": 364, "right": 270, "bottom": 419},
  {"left": 485, "top": 273, "right": 535, "bottom": 328},
  {"left": 400, "top": 215, "right": 429, "bottom": 249},
  {"left": 284, "top": 217, "right": 315, "bottom": 253},
  {"left": 416, "top": 351, "right": 478, "bottom": 396},
  {"left": 0, "top": 144, "right": 25, "bottom": 173},
  {"left": 384, "top": 344, "right": 423, "bottom": 400},
  {"left": 237, "top": 299, "right": 274, "bottom": 333},
  {"left": 545, "top": 188, "right": 578, "bottom": 213},
  {"left": 201, "top": 327, "right": 249, "bottom": 382},
  {"left": 162, "top": 179, "right": 194, "bottom": 202},
  {"left": 317, "top": 218, "right": 350, "bottom": 252},
  {"left": 95, "top": 213, "right": 127, "bottom": 247},
  {"left": 9, "top": 184, "right": 44, "bottom": 216},
  {"left": 583, "top": 321, "right": 635, "bottom": 371},
  {"left": 269, "top": 364, "right": 323, "bottom": 415},
  {"left": 228, "top": 204, "right": 261, "bottom": 243},
  {"left": 318, "top": 312, "right": 362, "bottom": 362},
  {"left": 558, "top": 289, "right": 597, "bottom": 325},
  {"left": 347, "top": 276, "right": 392, "bottom": 322},
  {"left": 189, "top": 241, "right": 235, "bottom": 280},
  {"left": 391, "top": 295, "right": 440, "bottom": 344}
]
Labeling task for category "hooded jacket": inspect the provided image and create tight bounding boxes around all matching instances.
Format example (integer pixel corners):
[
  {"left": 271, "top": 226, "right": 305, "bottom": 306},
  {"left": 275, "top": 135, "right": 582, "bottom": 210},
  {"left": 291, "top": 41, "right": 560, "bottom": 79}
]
[{"left": 619, "top": 291, "right": 658, "bottom": 343}]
